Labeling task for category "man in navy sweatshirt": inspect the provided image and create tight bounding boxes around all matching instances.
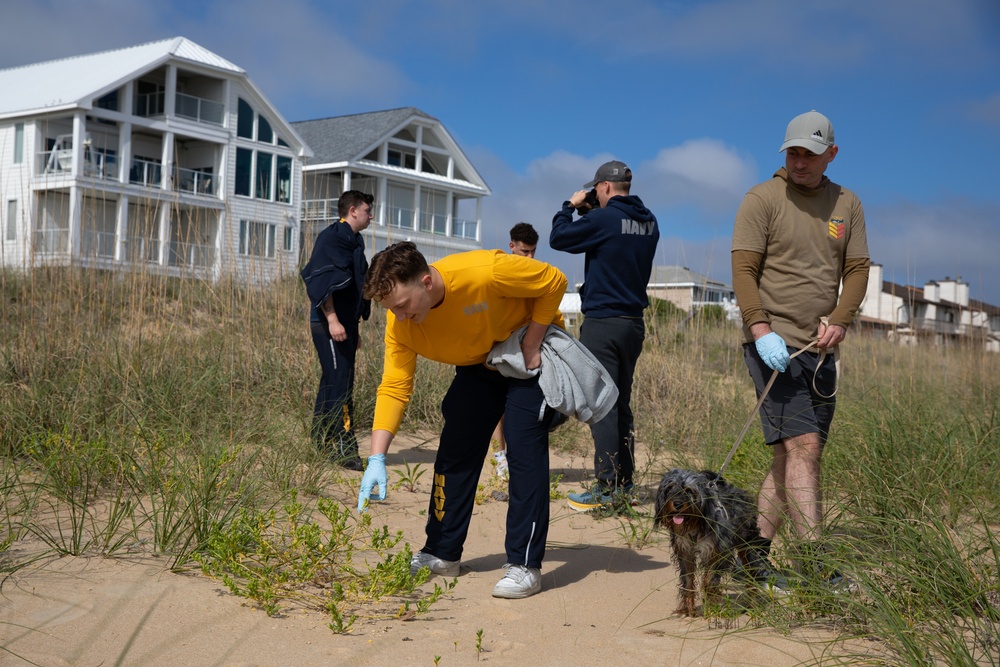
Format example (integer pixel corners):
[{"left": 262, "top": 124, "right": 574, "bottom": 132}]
[
  {"left": 300, "top": 190, "right": 373, "bottom": 470},
  {"left": 550, "top": 161, "right": 660, "bottom": 510}
]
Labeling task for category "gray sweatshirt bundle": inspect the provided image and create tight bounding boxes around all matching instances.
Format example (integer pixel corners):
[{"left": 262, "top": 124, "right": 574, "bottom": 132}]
[{"left": 487, "top": 324, "right": 618, "bottom": 424}]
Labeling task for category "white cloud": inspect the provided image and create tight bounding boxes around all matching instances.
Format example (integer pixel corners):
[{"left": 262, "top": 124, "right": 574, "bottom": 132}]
[
  {"left": 639, "top": 139, "right": 757, "bottom": 213},
  {"left": 0, "top": 0, "right": 411, "bottom": 119},
  {"left": 867, "top": 200, "right": 1000, "bottom": 305},
  {"left": 471, "top": 141, "right": 756, "bottom": 288},
  {"left": 182, "top": 0, "right": 410, "bottom": 118},
  {"left": 473, "top": 141, "right": 1000, "bottom": 307}
]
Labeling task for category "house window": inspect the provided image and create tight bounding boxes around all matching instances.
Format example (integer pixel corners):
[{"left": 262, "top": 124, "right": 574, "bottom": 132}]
[
  {"left": 134, "top": 80, "right": 165, "bottom": 117},
  {"left": 97, "top": 90, "right": 119, "bottom": 111},
  {"left": 14, "top": 123, "right": 24, "bottom": 164},
  {"left": 283, "top": 225, "right": 293, "bottom": 252},
  {"left": 6, "top": 200, "right": 16, "bottom": 241},
  {"left": 276, "top": 156, "right": 292, "bottom": 203},
  {"left": 387, "top": 148, "right": 416, "bottom": 170},
  {"left": 235, "top": 148, "right": 253, "bottom": 197},
  {"left": 238, "top": 97, "right": 287, "bottom": 146},
  {"left": 256, "top": 152, "right": 273, "bottom": 200},
  {"left": 239, "top": 220, "right": 276, "bottom": 258},
  {"left": 237, "top": 98, "right": 254, "bottom": 139},
  {"left": 258, "top": 116, "right": 274, "bottom": 144}
]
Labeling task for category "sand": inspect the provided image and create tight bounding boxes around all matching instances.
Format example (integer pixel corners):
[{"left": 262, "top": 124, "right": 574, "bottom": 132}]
[{"left": 0, "top": 433, "right": 846, "bottom": 666}]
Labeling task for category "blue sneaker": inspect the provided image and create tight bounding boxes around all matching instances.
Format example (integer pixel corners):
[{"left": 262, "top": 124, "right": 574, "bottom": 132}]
[{"left": 566, "top": 487, "right": 612, "bottom": 512}]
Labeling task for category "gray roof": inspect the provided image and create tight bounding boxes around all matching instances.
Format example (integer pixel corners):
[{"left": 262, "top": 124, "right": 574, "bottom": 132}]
[
  {"left": 291, "top": 107, "right": 437, "bottom": 164},
  {"left": 649, "top": 265, "right": 731, "bottom": 288},
  {"left": 0, "top": 37, "right": 242, "bottom": 119}
]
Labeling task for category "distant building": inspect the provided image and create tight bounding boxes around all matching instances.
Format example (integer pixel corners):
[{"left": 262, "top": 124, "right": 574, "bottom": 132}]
[
  {"left": 859, "top": 264, "right": 1000, "bottom": 351},
  {"left": 293, "top": 108, "right": 490, "bottom": 264},
  {"left": 647, "top": 265, "right": 739, "bottom": 321},
  {"left": 0, "top": 37, "right": 311, "bottom": 282},
  {"left": 558, "top": 292, "right": 582, "bottom": 329}
]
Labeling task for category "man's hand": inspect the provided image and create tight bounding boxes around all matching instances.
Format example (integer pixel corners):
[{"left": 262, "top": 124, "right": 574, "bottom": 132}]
[
  {"left": 327, "top": 320, "right": 347, "bottom": 342},
  {"left": 817, "top": 321, "right": 846, "bottom": 349},
  {"left": 357, "top": 454, "right": 387, "bottom": 512},
  {"left": 755, "top": 331, "right": 790, "bottom": 373},
  {"left": 568, "top": 190, "right": 589, "bottom": 208},
  {"left": 520, "top": 321, "right": 547, "bottom": 371}
]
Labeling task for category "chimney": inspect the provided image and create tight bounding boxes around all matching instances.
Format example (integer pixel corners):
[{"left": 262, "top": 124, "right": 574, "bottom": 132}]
[
  {"left": 956, "top": 276, "right": 969, "bottom": 307},
  {"left": 863, "top": 263, "right": 883, "bottom": 318},
  {"left": 924, "top": 281, "right": 939, "bottom": 302},
  {"left": 938, "top": 277, "right": 957, "bottom": 304}
]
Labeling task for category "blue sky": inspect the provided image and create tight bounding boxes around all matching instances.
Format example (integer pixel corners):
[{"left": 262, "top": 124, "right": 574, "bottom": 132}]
[{"left": 3, "top": 0, "right": 999, "bottom": 303}]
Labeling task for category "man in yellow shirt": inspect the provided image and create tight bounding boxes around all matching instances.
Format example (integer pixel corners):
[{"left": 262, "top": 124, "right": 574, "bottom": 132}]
[{"left": 357, "top": 241, "right": 567, "bottom": 599}]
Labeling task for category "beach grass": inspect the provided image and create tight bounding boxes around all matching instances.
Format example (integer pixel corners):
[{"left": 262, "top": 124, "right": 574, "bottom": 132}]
[{"left": 1, "top": 266, "right": 998, "bottom": 662}]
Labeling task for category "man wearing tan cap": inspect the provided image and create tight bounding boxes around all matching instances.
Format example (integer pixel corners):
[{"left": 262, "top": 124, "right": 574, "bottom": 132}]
[{"left": 731, "top": 111, "right": 870, "bottom": 591}]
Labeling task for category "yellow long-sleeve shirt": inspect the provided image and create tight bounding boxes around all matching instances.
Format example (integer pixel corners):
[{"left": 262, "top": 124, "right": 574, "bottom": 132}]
[{"left": 373, "top": 250, "right": 567, "bottom": 434}]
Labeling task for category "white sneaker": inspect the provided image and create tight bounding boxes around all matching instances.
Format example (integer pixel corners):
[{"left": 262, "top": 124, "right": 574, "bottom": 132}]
[
  {"left": 410, "top": 551, "right": 460, "bottom": 577},
  {"left": 493, "top": 451, "right": 509, "bottom": 479},
  {"left": 491, "top": 564, "right": 541, "bottom": 599}
]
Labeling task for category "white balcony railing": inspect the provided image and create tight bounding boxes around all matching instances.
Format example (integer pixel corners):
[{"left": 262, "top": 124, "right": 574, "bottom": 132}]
[
  {"left": 168, "top": 240, "right": 216, "bottom": 269},
  {"left": 130, "top": 157, "right": 162, "bottom": 187},
  {"left": 81, "top": 230, "right": 117, "bottom": 258},
  {"left": 175, "top": 167, "right": 214, "bottom": 195},
  {"left": 453, "top": 218, "right": 478, "bottom": 240},
  {"left": 37, "top": 149, "right": 74, "bottom": 175},
  {"left": 134, "top": 91, "right": 165, "bottom": 117},
  {"left": 420, "top": 213, "right": 448, "bottom": 236},
  {"left": 302, "top": 198, "right": 339, "bottom": 221},
  {"left": 37, "top": 150, "right": 119, "bottom": 180},
  {"left": 33, "top": 228, "right": 70, "bottom": 254},
  {"left": 387, "top": 206, "right": 414, "bottom": 229},
  {"left": 125, "top": 237, "right": 160, "bottom": 264},
  {"left": 175, "top": 92, "right": 224, "bottom": 126},
  {"left": 84, "top": 152, "right": 119, "bottom": 181}
]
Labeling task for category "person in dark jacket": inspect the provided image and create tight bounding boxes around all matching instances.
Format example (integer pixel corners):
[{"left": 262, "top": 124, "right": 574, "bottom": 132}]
[
  {"left": 550, "top": 161, "right": 660, "bottom": 510},
  {"left": 300, "top": 190, "right": 374, "bottom": 470}
]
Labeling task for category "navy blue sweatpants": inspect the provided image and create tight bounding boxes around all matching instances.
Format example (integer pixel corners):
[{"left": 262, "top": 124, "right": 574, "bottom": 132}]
[
  {"left": 580, "top": 316, "right": 645, "bottom": 490},
  {"left": 422, "top": 364, "right": 555, "bottom": 569},
  {"left": 310, "top": 320, "right": 359, "bottom": 458}
]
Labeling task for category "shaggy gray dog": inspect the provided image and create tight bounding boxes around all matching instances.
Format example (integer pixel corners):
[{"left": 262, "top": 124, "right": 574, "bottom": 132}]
[{"left": 653, "top": 468, "right": 763, "bottom": 616}]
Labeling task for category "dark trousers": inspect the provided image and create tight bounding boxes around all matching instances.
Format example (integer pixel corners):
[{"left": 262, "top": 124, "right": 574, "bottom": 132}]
[
  {"left": 580, "top": 316, "right": 646, "bottom": 489},
  {"left": 423, "top": 364, "right": 554, "bottom": 569},
  {"left": 310, "top": 321, "right": 359, "bottom": 458}
]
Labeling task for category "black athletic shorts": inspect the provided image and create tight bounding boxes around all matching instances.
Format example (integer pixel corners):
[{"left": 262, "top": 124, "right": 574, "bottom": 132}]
[{"left": 742, "top": 344, "right": 837, "bottom": 445}]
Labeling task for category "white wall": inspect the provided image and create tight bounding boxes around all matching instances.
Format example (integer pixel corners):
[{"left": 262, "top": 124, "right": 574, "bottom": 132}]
[{"left": 0, "top": 121, "right": 36, "bottom": 269}]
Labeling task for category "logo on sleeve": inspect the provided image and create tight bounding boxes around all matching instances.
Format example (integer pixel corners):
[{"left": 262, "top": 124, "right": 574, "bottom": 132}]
[{"left": 828, "top": 217, "right": 845, "bottom": 240}]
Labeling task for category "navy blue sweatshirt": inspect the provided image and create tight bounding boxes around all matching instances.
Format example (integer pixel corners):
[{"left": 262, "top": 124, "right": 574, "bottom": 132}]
[
  {"left": 301, "top": 220, "right": 371, "bottom": 330},
  {"left": 550, "top": 195, "right": 659, "bottom": 318}
]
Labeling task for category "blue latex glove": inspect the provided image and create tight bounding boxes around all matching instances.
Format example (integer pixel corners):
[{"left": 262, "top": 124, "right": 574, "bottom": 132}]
[
  {"left": 357, "top": 454, "right": 387, "bottom": 513},
  {"left": 755, "top": 331, "right": 790, "bottom": 373}
]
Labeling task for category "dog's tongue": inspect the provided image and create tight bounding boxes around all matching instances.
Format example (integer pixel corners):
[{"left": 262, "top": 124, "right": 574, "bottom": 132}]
[{"left": 672, "top": 516, "right": 684, "bottom": 525}]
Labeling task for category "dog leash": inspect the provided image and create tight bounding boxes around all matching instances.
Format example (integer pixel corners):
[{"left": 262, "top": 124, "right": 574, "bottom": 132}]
[{"left": 717, "top": 336, "right": 836, "bottom": 479}]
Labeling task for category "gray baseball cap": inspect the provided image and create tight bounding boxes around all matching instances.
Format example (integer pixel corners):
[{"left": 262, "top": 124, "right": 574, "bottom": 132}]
[
  {"left": 779, "top": 111, "right": 835, "bottom": 154},
  {"left": 584, "top": 160, "right": 632, "bottom": 188}
]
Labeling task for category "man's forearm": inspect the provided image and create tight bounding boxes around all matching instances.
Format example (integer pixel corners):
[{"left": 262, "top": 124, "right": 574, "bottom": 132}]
[
  {"left": 731, "top": 249, "right": 768, "bottom": 328},
  {"left": 322, "top": 295, "right": 341, "bottom": 327},
  {"left": 829, "top": 257, "right": 871, "bottom": 329},
  {"left": 369, "top": 429, "right": 393, "bottom": 457}
]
